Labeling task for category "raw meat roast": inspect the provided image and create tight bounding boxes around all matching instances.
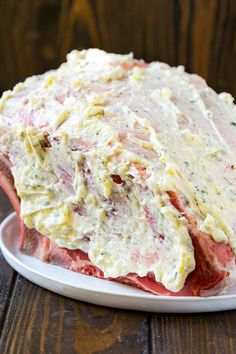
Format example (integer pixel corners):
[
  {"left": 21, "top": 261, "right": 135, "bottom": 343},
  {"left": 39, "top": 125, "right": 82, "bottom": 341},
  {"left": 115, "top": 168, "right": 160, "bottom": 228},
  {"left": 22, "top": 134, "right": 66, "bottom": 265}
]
[{"left": 1, "top": 49, "right": 236, "bottom": 296}]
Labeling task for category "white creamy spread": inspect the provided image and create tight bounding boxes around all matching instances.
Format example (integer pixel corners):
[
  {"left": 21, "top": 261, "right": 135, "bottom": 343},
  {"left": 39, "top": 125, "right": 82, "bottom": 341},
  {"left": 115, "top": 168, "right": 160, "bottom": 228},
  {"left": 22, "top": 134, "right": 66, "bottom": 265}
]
[{"left": 0, "top": 49, "right": 236, "bottom": 292}]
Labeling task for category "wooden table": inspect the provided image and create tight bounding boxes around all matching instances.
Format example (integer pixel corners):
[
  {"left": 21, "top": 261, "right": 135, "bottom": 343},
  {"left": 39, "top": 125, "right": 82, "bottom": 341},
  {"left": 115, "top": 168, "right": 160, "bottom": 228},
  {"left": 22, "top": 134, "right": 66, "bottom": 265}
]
[
  {"left": 0, "top": 189, "right": 236, "bottom": 354},
  {"left": 0, "top": 1, "right": 235, "bottom": 352}
]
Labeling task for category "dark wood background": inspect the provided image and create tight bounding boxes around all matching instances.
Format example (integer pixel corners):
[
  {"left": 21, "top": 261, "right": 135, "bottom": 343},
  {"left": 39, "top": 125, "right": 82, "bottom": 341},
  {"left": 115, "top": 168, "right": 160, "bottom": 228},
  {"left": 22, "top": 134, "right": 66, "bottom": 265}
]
[
  {"left": 1, "top": 1, "right": 236, "bottom": 353},
  {"left": 0, "top": 0, "right": 235, "bottom": 97}
]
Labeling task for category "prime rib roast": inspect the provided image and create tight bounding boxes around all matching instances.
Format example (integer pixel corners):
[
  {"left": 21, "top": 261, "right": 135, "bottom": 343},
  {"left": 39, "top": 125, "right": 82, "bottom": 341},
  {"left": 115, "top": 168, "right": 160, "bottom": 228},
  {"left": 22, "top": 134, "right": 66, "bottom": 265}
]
[{"left": 0, "top": 49, "right": 236, "bottom": 296}]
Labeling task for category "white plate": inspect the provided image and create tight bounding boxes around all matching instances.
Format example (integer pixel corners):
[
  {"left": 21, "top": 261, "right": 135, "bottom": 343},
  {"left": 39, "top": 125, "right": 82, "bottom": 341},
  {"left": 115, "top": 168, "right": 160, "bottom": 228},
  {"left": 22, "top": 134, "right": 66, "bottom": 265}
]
[{"left": 1, "top": 213, "right": 236, "bottom": 313}]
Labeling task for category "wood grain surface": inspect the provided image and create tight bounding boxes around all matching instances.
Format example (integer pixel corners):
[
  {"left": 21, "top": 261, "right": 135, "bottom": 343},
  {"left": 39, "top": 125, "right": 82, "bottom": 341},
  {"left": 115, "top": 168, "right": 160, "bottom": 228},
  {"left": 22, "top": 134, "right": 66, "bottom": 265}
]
[
  {"left": 0, "top": 192, "right": 14, "bottom": 335},
  {"left": 151, "top": 312, "right": 236, "bottom": 354},
  {"left": 0, "top": 267, "right": 149, "bottom": 354},
  {"left": 0, "top": 0, "right": 235, "bottom": 97}
]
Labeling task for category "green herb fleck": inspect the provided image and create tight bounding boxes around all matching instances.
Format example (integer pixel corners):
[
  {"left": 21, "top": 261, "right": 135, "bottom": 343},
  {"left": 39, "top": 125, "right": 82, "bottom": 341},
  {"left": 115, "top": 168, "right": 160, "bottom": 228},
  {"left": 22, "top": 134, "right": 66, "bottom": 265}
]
[
  {"left": 230, "top": 122, "right": 236, "bottom": 126},
  {"left": 199, "top": 190, "right": 207, "bottom": 203},
  {"left": 184, "top": 161, "right": 189, "bottom": 167}
]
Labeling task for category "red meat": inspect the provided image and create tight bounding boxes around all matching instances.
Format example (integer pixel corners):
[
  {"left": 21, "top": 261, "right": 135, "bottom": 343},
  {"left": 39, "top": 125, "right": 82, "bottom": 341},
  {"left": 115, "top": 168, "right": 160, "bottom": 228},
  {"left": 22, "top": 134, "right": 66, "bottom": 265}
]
[{"left": 1, "top": 155, "right": 235, "bottom": 296}]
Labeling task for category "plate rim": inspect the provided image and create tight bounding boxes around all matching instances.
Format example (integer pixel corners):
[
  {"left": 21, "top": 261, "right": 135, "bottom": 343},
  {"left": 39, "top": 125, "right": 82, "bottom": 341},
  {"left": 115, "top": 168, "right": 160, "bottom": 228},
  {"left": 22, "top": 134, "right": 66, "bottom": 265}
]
[{"left": 1, "top": 212, "right": 236, "bottom": 302}]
